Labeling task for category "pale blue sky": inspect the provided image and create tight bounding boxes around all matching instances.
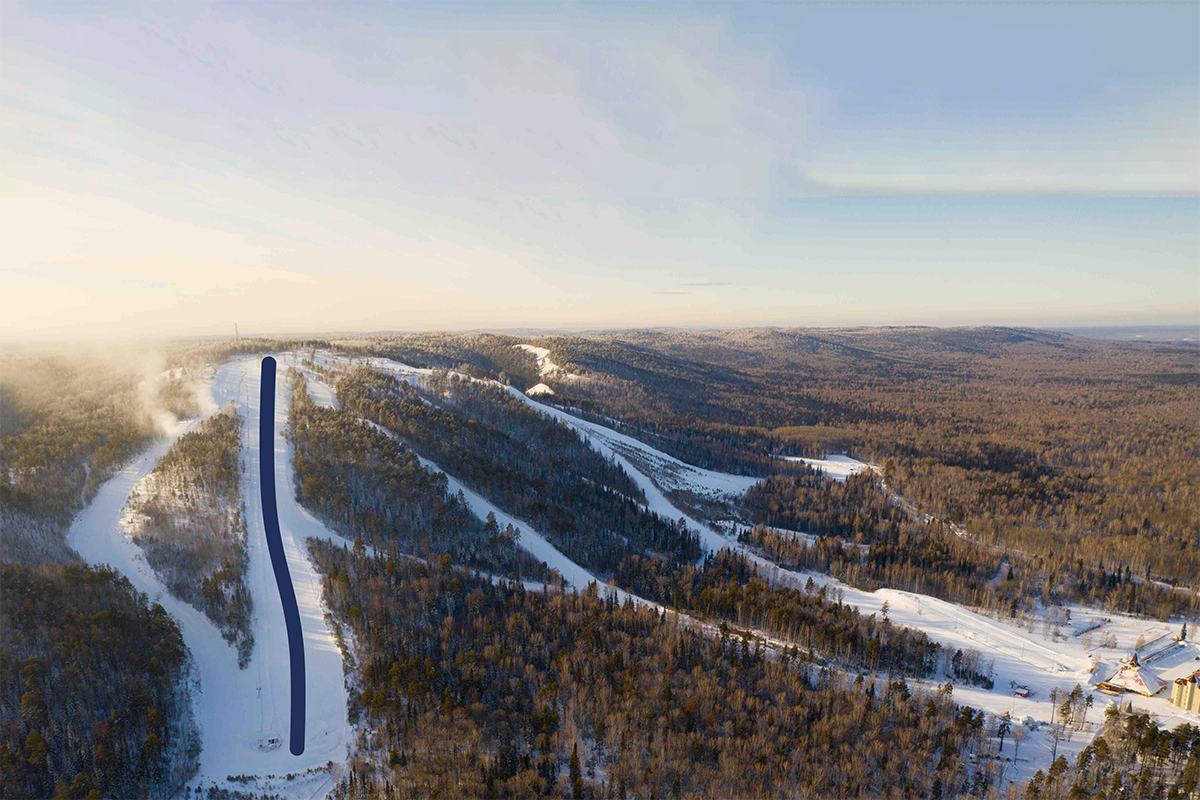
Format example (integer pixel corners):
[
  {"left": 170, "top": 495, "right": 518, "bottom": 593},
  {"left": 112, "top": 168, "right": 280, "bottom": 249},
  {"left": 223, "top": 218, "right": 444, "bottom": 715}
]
[{"left": 2, "top": 2, "right": 1197, "bottom": 339}]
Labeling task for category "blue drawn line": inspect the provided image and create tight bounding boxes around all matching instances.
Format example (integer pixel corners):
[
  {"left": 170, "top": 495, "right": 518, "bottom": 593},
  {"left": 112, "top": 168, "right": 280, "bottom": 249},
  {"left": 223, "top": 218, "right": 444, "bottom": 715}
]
[{"left": 259, "top": 357, "right": 305, "bottom": 756}]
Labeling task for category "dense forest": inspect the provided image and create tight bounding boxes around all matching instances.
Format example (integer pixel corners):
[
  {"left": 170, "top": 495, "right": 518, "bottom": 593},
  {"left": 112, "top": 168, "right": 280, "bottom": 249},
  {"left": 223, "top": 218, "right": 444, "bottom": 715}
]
[
  {"left": 124, "top": 407, "right": 255, "bottom": 666},
  {"left": 3, "top": 330, "right": 1196, "bottom": 799},
  {"left": 612, "top": 550, "right": 983, "bottom": 682},
  {"left": 0, "top": 352, "right": 210, "bottom": 798},
  {"left": 336, "top": 367, "right": 701, "bottom": 577},
  {"left": 0, "top": 561, "right": 197, "bottom": 799},
  {"left": 522, "top": 328, "right": 1199, "bottom": 588},
  {"left": 289, "top": 371, "right": 547, "bottom": 580},
  {"left": 312, "top": 541, "right": 1008, "bottom": 799},
  {"left": 742, "top": 472, "right": 1200, "bottom": 620},
  {"left": 310, "top": 543, "right": 1196, "bottom": 800},
  {"left": 0, "top": 351, "right": 201, "bottom": 565},
  {"left": 744, "top": 470, "right": 910, "bottom": 539}
]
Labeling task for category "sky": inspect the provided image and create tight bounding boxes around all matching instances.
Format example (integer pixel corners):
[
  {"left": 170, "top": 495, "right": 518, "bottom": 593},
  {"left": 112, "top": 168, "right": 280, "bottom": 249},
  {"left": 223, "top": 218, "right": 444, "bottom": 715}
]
[{"left": 2, "top": 1, "right": 1198, "bottom": 340}]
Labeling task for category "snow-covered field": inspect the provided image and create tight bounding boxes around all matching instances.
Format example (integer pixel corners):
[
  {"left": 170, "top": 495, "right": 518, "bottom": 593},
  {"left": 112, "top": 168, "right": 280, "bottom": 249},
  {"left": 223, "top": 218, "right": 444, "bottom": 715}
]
[
  {"left": 69, "top": 356, "right": 354, "bottom": 798},
  {"left": 778, "top": 454, "right": 872, "bottom": 482}
]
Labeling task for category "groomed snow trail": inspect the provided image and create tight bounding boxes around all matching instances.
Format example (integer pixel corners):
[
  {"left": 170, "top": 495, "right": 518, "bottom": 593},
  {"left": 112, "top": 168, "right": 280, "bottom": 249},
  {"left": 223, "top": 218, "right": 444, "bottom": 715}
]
[
  {"left": 499, "top": 392, "right": 1137, "bottom": 702},
  {"left": 69, "top": 356, "right": 351, "bottom": 798}
]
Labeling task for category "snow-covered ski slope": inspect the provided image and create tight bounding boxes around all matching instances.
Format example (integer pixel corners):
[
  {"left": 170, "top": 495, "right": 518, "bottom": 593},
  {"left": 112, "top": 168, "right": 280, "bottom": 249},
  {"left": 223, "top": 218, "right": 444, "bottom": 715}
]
[
  {"left": 513, "top": 343, "right": 575, "bottom": 380},
  {"left": 301, "top": 369, "right": 639, "bottom": 604},
  {"left": 308, "top": 350, "right": 1200, "bottom": 781},
  {"left": 69, "top": 356, "right": 351, "bottom": 798},
  {"left": 420, "top": 457, "right": 594, "bottom": 587},
  {"left": 492, "top": 372, "right": 1199, "bottom": 734}
]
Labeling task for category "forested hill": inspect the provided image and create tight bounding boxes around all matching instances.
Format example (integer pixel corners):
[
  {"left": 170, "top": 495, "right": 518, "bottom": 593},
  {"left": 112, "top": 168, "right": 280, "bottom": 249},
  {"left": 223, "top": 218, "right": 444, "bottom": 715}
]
[
  {"left": 0, "top": 351, "right": 231, "bottom": 800},
  {"left": 0, "top": 562, "right": 198, "bottom": 799},
  {"left": 311, "top": 542, "right": 990, "bottom": 799},
  {"left": 331, "top": 332, "right": 542, "bottom": 390},
  {"left": 498, "top": 327, "right": 1199, "bottom": 588},
  {"left": 0, "top": 352, "right": 202, "bottom": 565},
  {"left": 3, "top": 329, "right": 1196, "bottom": 800},
  {"left": 336, "top": 366, "right": 701, "bottom": 576},
  {"left": 124, "top": 407, "right": 255, "bottom": 666},
  {"left": 288, "top": 370, "right": 548, "bottom": 580}
]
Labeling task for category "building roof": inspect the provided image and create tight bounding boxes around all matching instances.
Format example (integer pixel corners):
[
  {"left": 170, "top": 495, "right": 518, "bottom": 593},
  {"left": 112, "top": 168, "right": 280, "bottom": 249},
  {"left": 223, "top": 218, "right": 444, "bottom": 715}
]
[
  {"left": 1174, "top": 670, "right": 1200, "bottom": 686},
  {"left": 1102, "top": 662, "right": 1166, "bottom": 696}
]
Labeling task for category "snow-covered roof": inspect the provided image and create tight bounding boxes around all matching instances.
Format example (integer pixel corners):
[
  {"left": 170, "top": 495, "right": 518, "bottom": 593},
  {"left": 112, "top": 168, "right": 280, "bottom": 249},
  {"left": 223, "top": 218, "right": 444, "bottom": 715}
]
[
  {"left": 1101, "top": 663, "right": 1166, "bottom": 696},
  {"left": 1174, "top": 670, "right": 1200, "bottom": 686}
]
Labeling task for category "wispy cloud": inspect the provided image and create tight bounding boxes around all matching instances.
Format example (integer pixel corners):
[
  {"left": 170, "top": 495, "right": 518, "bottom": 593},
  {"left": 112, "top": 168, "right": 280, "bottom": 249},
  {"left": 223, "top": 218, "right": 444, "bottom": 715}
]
[
  {"left": 805, "top": 166, "right": 1200, "bottom": 198},
  {"left": 1, "top": 3, "right": 1196, "bottom": 339},
  {"left": 800, "top": 98, "right": 1200, "bottom": 197}
]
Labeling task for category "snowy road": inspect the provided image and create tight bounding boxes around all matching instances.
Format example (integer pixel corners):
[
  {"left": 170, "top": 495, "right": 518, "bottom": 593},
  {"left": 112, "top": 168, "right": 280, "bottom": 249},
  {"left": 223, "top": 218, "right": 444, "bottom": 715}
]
[{"left": 68, "top": 356, "right": 351, "bottom": 797}]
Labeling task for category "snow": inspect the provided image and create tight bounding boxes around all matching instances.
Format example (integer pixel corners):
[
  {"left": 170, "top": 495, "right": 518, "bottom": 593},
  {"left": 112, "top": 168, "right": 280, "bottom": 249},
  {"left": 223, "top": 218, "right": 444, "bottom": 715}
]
[
  {"left": 274, "top": 363, "right": 621, "bottom": 603},
  {"left": 1153, "top": 642, "right": 1200, "bottom": 684},
  {"left": 495, "top": 383, "right": 1200, "bottom": 784},
  {"left": 342, "top": 357, "right": 1199, "bottom": 738},
  {"left": 513, "top": 392, "right": 760, "bottom": 503},
  {"left": 298, "top": 369, "right": 340, "bottom": 409},
  {"left": 290, "top": 350, "right": 1200, "bottom": 784},
  {"left": 778, "top": 454, "right": 872, "bottom": 482},
  {"left": 1067, "top": 608, "right": 1175, "bottom": 654},
  {"left": 527, "top": 382, "right": 555, "bottom": 396},
  {"left": 414, "top": 453, "right": 603, "bottom": 593},
  {"left": 68, "top": 356, "right": 354, "bottom": 798},
  {"left": 513, "top": 344, "right": 560, "bottom": 378},
  {"left": 1101, "top": 662, "right": 1166, "bottom": 696},
  {"left": 353, "top": 417, "right": 641, "bottom": 605}
]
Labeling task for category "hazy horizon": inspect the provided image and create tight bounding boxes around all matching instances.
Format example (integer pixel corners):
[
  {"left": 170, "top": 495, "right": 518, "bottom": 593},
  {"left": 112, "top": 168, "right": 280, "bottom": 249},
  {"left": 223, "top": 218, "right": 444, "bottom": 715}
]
[
  {"left": 3, "top": 2, "right": 1198, "bottom": 340},
  {"left": 4, "top": 321, "right": 1199, "bottom": 350}
]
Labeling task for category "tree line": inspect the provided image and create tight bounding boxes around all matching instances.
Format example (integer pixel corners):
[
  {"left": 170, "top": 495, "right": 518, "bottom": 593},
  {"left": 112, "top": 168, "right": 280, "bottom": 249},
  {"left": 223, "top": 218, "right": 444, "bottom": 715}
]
[
  {"left": 289, "top": 371, "right": 547, "bottom": 580},
  {"left": 612, "top": 550, "right": 958, "bottom": 680},
  {"left": 310, "top": 539, "right": 1190, "bottom": 800},
  {"left": 741, "top": 472, "right": 1199, "bottom": 620},
  {"left": 335, "top": 368, "right": 701, "bottom": 577},
  {"left": 0, "top": 351, "right": 202, "bottom": 565},
  {"left": 0, "top": 562, "right": 197, "bottom": 799},
  {"left": 311, "top": 540, "right": 1007, "bottom": 799},
  {"left": 125, "top": 406, "right": 254, "bottom": 665},
  {"left": 331, "top": 332, "right": 541, "bottom": 391},
  {"left": 524, "top": 328, "right": 1199, "bottom": 590}
]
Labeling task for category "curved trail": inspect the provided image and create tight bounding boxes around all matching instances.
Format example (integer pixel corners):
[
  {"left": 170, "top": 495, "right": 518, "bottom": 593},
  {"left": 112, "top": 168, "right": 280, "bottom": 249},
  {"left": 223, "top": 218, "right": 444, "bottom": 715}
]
[
  {"left": 68, "top": 356, "right": 351, "bottom": 798},
  {"left": 259, "top": 357, "right": 306, "bottom": 756}
]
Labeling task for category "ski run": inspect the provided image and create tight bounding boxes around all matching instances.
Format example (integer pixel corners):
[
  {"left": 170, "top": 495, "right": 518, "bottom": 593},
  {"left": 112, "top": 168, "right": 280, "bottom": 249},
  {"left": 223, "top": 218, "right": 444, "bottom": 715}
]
[
  {"left": 64, "top": 350, "right": 1199, "bottom": 797},
  {"left": 69, "top": 356, "right": 352, "bottom": 798}
]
